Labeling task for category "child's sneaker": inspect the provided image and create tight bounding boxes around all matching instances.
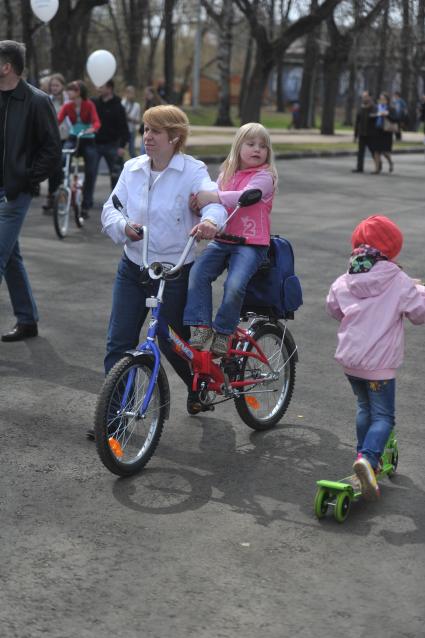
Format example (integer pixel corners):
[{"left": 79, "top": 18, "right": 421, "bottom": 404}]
[
  {"left": 353, "top": 454, "right": 381, "bottom": 501},
  {"left": 189, "top": 326, "right": 212, "bottom": 349},
  {"left": 211, "top": 331, "right": 230, "bottom": 356}
]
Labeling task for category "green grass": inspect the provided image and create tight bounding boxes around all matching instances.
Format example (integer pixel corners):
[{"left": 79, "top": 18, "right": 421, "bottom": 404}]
[{"left": 182, "top": 105, "right": 353, "bottom": 131}]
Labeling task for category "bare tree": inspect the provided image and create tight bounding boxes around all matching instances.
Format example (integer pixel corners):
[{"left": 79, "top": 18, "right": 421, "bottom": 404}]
[
  {"left": 320, "top": 0, "right": 387, "bottom": 135},
  {"left": 298, "top": 0, "right": 319, "bottom": 127},
  {"left": 163, "top": 0, "right": 177, "bottom": 101},
  {"left": 108, "top": 0, "right": 148, "bottom": 86},
  {"left": 2, "top": 0, "right": 15, "bottom": 39},
  {"left": 49, "top": 0, "right": 109, "bottom": 80},
  {"left": 202, "top": 0, "right": 235, "bottom": 125},
  {"left": 234, "top": 0, "right": 342, "bottom": 124}
]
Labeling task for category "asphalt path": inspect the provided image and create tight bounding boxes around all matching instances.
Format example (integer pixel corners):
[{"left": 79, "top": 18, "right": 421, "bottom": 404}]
[{"left": 1, "top": 154, "right": 425, "bottom": 638}]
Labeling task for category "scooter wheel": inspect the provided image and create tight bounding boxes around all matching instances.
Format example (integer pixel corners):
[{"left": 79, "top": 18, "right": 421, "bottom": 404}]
[
  {"left": 314, "top": 487, "right": 330, "bottom": 519},
  {"left": 334, "top": 492, "right": 351, "bottom": 523}
]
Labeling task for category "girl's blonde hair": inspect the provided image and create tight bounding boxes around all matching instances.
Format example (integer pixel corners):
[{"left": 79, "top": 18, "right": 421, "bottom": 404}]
[
  {"left": 220, "top": 122, "right": 278, "bottom": 188},
  {"left": 143, "top": 104, "right": 189, "bottom": 154}
]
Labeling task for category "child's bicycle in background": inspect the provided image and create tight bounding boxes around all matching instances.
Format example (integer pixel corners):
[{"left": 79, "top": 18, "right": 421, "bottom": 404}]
[
  {"left": 53, "top": 132, "right": 85, "bottom": 239},
  {"left": 314, "top": 431, "right": 399, "bottom": 523},
  {"left": 94, "top": 190, "right": 299, "bottom": 477}
]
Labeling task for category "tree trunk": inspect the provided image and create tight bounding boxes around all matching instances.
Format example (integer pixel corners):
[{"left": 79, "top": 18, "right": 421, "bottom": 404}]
[
  {"left": 400, "top": 0, "right": 411, "bottom": 108},
  {"left": 49, "top": 0, "right": 109, "bottom": 81},
  {"left": 275, "top": 54, "right": 285, "bottom": 112},
  {"left": 320, "top": 54, "right": 341, "bottom": 135},
  {"left": 3, "top": 0, "right": 15, "bottom": 39},
  {"left": 163, "top": 0, "right": 175, "bottom": 102},
  {"left": 120, "top": 0, "right": 147, "bottom": 86},
  {"left": 374, "top": 1, "right": 389, "bottom": 97},
  {"left": 344, "top": 57, "right": 357, "bottom": 126},
  {"left": 239, "top": 37, "right": 254, "bottom": 118},
  {"left": 214, "top": 1, "right": 234, "bottom": 126},
  {"left": 240, "top": 46, "right": 274, "bottom": 123},
  {"left": 298, "top": 21, "right": 319, "bottom": 127}
]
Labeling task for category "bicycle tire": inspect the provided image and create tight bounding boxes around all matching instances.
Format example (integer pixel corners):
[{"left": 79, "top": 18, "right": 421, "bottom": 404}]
[
  {"left": 234, "top": 322, "right": 296, "bottom": 430},
  {"left": 53, "top": 186, "right": 70, "bottom": 239},
  {"left": 94, "top": 355, "right": 170, "bottom": 476}
]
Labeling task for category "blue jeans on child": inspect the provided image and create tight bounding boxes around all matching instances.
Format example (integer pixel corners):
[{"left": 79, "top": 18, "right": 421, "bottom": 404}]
[
  {"left": 0, "top": 189, "right": 39, "bottom": 324},
  {"left": 105, "top": 253, "right": 192, "bottom": 387},
  {"left": 346, "top": 375, "right": 395, "bottom": 469},
  {"left": 183, "top": 240, "right": 268, "bottom": 335}
]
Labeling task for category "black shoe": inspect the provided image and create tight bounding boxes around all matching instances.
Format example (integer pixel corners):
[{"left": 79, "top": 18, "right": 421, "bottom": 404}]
[
  {"left": 1, "top": 323, "right": 38, "bottom": 342},
  {"left": 351, "top": 169, "right": 363, "bottom": 173},
  {"left": 187, "top": 390, "right": 215, "bottom": 415}
]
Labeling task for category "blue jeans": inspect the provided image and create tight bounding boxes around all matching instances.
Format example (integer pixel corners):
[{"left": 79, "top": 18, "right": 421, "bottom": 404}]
[
  {"left": 105, "top": 254, "right": 192, "bottom": 387},
  {"left": 0, "top": 189, "right": 38, "bottom": 324},
  {"left": 183, "top": 241, "right": 268, "bottom": 335},
  {"left": 347, "top": 375, "right": 396, "bottom": 469}
]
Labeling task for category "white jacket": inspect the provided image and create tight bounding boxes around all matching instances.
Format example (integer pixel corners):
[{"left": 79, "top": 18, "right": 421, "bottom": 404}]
[{"left": 101, "top": 153, "right": 227, "bottom": 266}]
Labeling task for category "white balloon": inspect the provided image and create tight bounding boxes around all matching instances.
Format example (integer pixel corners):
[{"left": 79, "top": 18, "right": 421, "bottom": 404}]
[
  {"left": 30, "top": 0, "right": 59, "bottom": 23},
  {"left": 86, "top": 50, "right": 117, "bottom": 87}
]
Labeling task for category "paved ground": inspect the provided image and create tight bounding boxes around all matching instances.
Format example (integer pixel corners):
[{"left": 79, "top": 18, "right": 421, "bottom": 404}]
[{"left": 1, "top": 155, "right": 425, "bottom": 638}]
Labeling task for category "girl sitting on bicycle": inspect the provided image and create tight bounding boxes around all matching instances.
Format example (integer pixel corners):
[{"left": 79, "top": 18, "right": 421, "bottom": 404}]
[
  {"left": 183, "top": 122, "right": 278, "bottom": 356},
  {"left": 326, "top": 215, "right": 425, "bottom": 500}
]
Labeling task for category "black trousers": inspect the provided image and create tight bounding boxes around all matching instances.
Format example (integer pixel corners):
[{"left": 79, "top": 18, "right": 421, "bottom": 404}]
[{"left": 356, "top": 135, "right": 375, "bottom": 171}]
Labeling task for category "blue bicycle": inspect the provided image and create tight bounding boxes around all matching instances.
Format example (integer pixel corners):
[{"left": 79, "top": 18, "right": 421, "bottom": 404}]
[{"left": 94, "top": 191, "right": 298, "bottom": 476}]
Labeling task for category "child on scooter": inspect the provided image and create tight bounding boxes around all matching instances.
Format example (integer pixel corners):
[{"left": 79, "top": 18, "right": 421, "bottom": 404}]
[
  {"left": 326, "top": 215, "right": 425, "bottom": 500},
  {"left": 183, "top": 122, "right": 278, "bottom": 356}
]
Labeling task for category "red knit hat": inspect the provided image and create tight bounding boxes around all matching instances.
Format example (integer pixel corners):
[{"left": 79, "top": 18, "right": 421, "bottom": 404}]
[{"left": 351, "top": 215, "right": 403, "bottom": 260}]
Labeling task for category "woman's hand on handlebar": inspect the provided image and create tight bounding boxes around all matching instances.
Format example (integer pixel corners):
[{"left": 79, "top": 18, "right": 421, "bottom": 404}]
[
  {"left": 125, "top": 222, "right": 143, "bottom": 241},
  {"left": 190, "top": 219, "right": 217, "bottom": 241}
]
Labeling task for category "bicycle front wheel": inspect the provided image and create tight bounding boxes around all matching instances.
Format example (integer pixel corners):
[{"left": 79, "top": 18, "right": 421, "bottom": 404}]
[
  {"left": 53, "top": 187, "right": 70, "bottom": 239},
  {"left": 234, "top": 322, "right": 296, "bottom": 430},
  {"left": 94, "top": 355, "right": 170, "bottom": 476}
]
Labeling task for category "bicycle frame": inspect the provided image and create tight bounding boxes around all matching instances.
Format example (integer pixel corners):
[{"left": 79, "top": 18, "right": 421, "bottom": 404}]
[{"left": 122, "top": 255, "right": 285, "bottom": 419}]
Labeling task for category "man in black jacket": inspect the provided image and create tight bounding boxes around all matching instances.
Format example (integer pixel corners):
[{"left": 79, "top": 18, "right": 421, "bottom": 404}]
[
  {"left": 352, "top": 91, "right": 377, "bottom": 173},
  {"left": 0, "top": 40, "right": 61, "bottom": 342},
  {"left": 91, "top": 80, "right": 129, "bottom": 216}
]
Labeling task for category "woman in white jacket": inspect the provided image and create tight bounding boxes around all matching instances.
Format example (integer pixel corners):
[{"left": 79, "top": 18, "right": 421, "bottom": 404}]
[{"left": 97, "top": 105, "right": 226, "bottom": 429}]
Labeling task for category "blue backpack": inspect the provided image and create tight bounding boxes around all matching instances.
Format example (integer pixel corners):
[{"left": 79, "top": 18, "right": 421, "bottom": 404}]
[{"left": 242, "top": 235, "right": 303, "bottom": 319}]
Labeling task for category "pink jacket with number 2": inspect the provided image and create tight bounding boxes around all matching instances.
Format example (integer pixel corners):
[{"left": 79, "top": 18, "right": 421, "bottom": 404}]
[{"left": 217, "top": 165, "right": 275, "bottom": 246}]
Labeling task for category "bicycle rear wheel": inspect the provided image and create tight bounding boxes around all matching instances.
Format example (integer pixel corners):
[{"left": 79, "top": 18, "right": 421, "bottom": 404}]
[
  {"left": 94, "top": 355, "right": 170, "bottom": 476},
  {"left": 73, "top": 187, "right": 84, "bottom": 228},
  {"left": 53, "top": 186, "right": 70, "bottom": 239},
  {"left": 234, "top": 322, "right": 296, "bottom": 430}
]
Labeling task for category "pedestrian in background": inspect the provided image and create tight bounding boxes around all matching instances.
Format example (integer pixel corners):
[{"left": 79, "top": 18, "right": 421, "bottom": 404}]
[
  {"left": 121, "top": 85, "right": 141, "bottom": 158},
  {"left": 391, "top": 91, "right": 408, "bottom": 140},
  {"left": 92, "top": 80, "right": 129, "bottom": 196},
  {"left": 371, "top": 92, "right": 396, "bottom": 174},
  {"left": 57, "top": 80, "right": 101, "bottom": 218},
  {"left": 42, "top": 73, "right": 69, "bottom": 213},
  {"left": 352, "top": 91, "right": 377, "bottom": 174},
  {"left": 0, "top": 40, "right": 61, "bottom": 342}
]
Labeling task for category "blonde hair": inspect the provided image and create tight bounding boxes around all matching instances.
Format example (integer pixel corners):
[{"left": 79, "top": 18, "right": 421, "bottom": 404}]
[
  {"left": 220, "top": 122, "right": 278, "bottom": 189},
  {"left": 143, "top": 104, "right": 189, "bottom": 154}
]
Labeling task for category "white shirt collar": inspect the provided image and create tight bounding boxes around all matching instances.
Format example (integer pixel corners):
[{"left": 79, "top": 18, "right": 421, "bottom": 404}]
[{"left": 129, "top": 152, "right": 185, "bottom": 174}]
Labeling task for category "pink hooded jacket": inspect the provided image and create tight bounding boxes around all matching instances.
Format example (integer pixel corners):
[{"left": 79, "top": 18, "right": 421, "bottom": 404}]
[
  {"left": 326, "top": 261, "right": 425, "bottom": 380},
  {"left": 217, "top": 166, "right": 274, "bottom": 246}
]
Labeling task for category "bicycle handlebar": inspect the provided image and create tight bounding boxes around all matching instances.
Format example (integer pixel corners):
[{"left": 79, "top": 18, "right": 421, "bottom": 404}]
[{"left": 61, "top": 130, "right": 87, "bottom": 155}]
